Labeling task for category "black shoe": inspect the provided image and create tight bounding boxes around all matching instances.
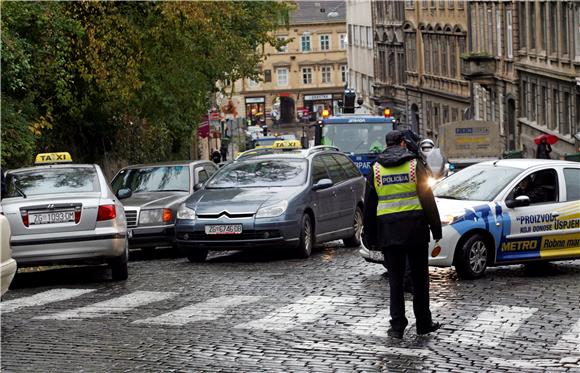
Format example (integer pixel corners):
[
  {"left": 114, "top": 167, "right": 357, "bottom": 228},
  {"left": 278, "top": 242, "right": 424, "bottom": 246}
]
[
  {"left": 417, "top": 322, "right": 441, "bottom": 335},
  {"left": 387, "top": 328, "right": 404, "bottom": 339}
]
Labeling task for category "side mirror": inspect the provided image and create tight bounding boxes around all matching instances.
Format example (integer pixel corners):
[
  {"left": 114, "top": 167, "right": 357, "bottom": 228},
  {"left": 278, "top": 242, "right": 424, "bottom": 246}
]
[
  {"left": 193, "top": 183, "right": 204, "bottom": 191},
  {"left": 312, "top": 178, "right": 333, "bottom": 191},
  {"left": 116, "top": 188, "right": 132, "bottom": 200},
  {"left": 506, "top": 195, "right": 530, "bottom": 208}
]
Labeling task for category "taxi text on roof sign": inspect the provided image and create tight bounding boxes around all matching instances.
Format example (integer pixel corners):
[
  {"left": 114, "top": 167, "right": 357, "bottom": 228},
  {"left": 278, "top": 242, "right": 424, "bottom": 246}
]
[
  {"left": 272, "top": 140, "right": 302, "bottom": 149},
  {"left": 34, "top": 152, "right": 73, "bottom": 164}
]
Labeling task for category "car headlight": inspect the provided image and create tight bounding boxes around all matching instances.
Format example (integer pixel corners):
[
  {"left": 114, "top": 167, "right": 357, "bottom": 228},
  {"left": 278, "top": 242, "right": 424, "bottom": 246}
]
[
  {"left": 177, "top": 205, "right": 196, "bottom": 220},
  {"left": 256, "top": 200, "right": 288, "bottom": 219},
  {"left": 139, "top": 208, "right": 173, "bottom": 225},
  {"left": 440, "top": 212, "right": 464, "bottom": 226}
]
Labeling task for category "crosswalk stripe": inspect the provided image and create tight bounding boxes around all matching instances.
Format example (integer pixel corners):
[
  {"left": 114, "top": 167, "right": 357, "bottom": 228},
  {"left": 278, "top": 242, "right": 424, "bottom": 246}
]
[
  {"left": 133, "top": 296, "right": 262, "bottom": 326},
  {"left": 442, "top": 305, "right": 537, "bottom": 348},
  {"left": 0, "top": 289, "right": 95, "bottom": 314},
  {"left": 234, "top": 295, "right": 353, "bottom": 331},
  {"left": 350, "top": 301, "right": 443, "bottom": 337},
  {"left": 554, "top": 319, "right": 580, "bottom": 351},
  {"left": 294, "top": 341, "right": 432, "bottom": 357},
  {"left": 34, "top": 291, "right": 176, "bottom": 320}
]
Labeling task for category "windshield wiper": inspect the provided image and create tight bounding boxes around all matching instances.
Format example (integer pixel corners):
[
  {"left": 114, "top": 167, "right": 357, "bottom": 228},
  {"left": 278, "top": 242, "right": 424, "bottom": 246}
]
[
  {"left": 149, "top": 189, "right": 189, "bottom": 192},
  {"left": 435, "top": 195, "right": 462, "bottom": 200},
  {"left": 14, "top": 185, "right": 27, "bottom": 198}
]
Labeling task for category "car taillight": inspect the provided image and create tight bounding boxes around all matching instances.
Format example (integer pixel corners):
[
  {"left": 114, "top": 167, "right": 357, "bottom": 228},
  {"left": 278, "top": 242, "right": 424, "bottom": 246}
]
[
  {"left": 21, "top": 211, "right": 29, "bottom": 227},
  {"left": 97, "top": 204, "right": 116, "bottom": 221},
  {"left": 75, "top": 206, "right": 82, "bottom": 224},
  {"left": 162, "top": 208, "right": 173, "bottom": 223}
]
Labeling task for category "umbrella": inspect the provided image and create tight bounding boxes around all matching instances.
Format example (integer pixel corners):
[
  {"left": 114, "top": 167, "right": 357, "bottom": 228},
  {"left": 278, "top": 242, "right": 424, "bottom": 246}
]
[{"left": 534, "top": 134, "right": 558, "bottom": 145}]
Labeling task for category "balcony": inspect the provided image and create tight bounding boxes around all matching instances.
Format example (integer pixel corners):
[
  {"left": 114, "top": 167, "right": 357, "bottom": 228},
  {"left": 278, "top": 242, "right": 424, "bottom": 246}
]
[{"left": 461, "top": 53, "right": 496, "bottom": 87}]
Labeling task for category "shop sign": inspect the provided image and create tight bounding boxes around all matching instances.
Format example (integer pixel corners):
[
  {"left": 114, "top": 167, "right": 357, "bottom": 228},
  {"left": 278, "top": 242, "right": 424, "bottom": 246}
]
[
  {"left": 245, "top": 97, "right": 265, "bottom": 104},
  {"left": 304, "top": 94, "right": 333, "bottom": 101}
]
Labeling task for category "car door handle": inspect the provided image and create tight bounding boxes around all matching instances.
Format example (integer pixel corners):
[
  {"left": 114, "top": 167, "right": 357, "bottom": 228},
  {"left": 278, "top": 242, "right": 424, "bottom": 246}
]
[{"left": 332, "top": 191, "right": 337, "bottom": 197}]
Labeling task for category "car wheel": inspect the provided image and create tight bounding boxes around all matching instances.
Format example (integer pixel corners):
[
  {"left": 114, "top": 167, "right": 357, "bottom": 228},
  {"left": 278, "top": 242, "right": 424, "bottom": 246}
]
[
  {"left": 186, "top": 249, "right": 208, "bottom": 263},
  {"left": 455, "top": 234, "right": 489, "bottom": 279},
  {"left": 343, "top": 207, "right": 363, "bottom": 247},
  {"left": 111, "top": 245, "right": 129, "bottom": 281},
  {"left": 296, "top": 214, "right": 313, "bottom": 258}
]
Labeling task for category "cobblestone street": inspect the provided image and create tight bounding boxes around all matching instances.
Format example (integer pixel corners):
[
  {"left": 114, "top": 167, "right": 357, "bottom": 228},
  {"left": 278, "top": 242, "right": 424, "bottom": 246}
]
[{"left": 2, "top": 243, "right": 580, "bottom": 372}]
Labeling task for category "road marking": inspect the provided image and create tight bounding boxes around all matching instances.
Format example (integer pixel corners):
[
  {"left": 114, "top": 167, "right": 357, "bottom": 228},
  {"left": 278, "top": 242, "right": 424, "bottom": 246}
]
[
  {"left": 34, "top": 291, "right": 176, "bottom": 320},
  {"left": 1, "top": 289, "right": 95, "bottom": 313},
  {"left": 442, "top": 305, "right": 537, "bottom": 348},
  {"left": 349, "top": 301, "right": 443, "bottom": 337},
  {"left": 234, "top": 295, "right": 353, "bottom": 331},
  {"left": 554, "top": 318, "right": 580, "bottom": 351},
  {"left": 294, "top": 341, "right": 431, "bottom": 357},
  {"left": 133, "top": 295, "right": 262, "bottom": 326}
]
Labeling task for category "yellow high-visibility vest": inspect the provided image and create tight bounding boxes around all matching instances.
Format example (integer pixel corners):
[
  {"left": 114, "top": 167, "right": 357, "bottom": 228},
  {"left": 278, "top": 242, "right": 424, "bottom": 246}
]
[{"left": 373, "top": 159, "right": 423, "bottom": 216}]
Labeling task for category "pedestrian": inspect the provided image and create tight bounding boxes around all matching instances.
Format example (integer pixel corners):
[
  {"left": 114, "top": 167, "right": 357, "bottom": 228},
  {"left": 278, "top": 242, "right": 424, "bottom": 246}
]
[
  {"left": 211, "top": 149, "right": 222, "bottom": 164},
  {"left": 362, "top": 130, "right": 443, "bottom": 339},
  {"left": 220, "top": 146, "right": 227, "bottom": 162},
  {"left": 536, "top": 137, "right": 552, "bottom": 159}
]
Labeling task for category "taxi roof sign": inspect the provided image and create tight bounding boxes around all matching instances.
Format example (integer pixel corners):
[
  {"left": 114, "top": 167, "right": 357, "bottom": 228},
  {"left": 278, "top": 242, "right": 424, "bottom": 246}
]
[
  {"left": 35, "top": 152, "right": 73, "bottom": 165},
  {"left": 272, "top": 140, "right": 302, "bottom": 149}
]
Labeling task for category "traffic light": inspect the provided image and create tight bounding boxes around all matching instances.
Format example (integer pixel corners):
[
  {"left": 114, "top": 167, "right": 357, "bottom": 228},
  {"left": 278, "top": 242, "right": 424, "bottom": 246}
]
[{"left": 343, "top": 89, "right": 356, "bottom": 114}]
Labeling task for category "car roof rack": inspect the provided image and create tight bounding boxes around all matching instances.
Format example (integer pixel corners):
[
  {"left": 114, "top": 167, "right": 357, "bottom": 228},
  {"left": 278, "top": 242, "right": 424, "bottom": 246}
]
[{"left": 305, "top": 145, "right": 340, "bottom": 157}]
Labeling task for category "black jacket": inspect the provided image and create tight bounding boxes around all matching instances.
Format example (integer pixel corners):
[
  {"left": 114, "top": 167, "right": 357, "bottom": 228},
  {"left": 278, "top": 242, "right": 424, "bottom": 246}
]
[{"left": 362, "top": 146, "right": 442, "bottom": 249}]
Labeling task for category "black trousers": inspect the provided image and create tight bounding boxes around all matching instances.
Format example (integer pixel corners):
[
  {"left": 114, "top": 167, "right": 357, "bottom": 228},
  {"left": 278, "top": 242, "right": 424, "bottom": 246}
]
[{"left": 383, "top": 243, "right": 432, "bottom": 332}]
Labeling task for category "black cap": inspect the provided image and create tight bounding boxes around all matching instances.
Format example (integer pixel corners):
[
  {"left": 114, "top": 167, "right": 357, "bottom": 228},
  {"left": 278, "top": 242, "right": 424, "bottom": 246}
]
[{"left": 386, "top": 130, "right": 404, "bottom": 146}]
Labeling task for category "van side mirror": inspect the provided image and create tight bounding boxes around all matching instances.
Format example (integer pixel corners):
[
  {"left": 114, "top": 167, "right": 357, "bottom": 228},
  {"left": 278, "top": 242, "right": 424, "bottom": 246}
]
[
  {"left": 116, "top": 188, "right": 132, "bottom": 200},
  {"left": 506, "top": 195, "right": 530, "bottom": 208},
  {"left": 312, "top": 178, "right": 333, "bottom": 191},
  {"left": 193, "top": 183, "right": 204, "bottom": 191}
]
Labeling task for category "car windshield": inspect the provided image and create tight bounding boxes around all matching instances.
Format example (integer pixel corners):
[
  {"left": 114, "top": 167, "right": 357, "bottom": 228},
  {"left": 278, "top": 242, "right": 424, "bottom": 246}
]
[
  {"left": 6, "top": 167, "right": 100, "bottom": 197},
  {"left": 433, "top": 165, "right": 523, "bottom": 201},
  {"left": 321, "top": 122, "right": 393, "bottom": 154},
  {"left": 112, "top": 165, "right": 190, "bottom": 193},
  {"left": 207, "top": 159, "right": 307, "bottom": 188}
]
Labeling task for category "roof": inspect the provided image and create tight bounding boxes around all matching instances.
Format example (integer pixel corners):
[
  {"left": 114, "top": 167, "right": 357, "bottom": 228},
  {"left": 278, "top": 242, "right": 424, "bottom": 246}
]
[
  {"left": 323, "top": 115, "right": 395, "bottom": 124},
  {"left": 476, "top": 159, "right": 580, "bottom": 169},
  {"left": 291, "top": 1, "right": 346, "bottom": 25},
  {"left": 7, "top": 164, "right": 97, "bottom": 173}
]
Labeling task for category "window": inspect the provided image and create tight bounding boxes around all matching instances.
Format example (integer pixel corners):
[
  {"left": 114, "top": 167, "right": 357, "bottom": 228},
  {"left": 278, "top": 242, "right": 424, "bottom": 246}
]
[
  {"left": 10, "top": 167, "right": 100, "bottom": 197},
  {"left": 443, "top": 105, "right": 450, "bottom": 124},
  {"left": 539, "top": 2, "right": 546, "bottom": 51},
  {"left": 450, "top": 37, "right": 457, "bottom": 78},
  {"left": 430, "top": 0, "right": 436, "bottom": 9},
  {"left": 301, "top": 34, "right": 311, "bottom": 52},
  {"left": 354, "top": 25, "right": 359, "bottom": 46},
  {"left": 448, "top": 0, "right": 454, "bottom": 9},
  {"left": 564, "top": 169, "right": 580, "bottom": 201},
  {"left": 321, "top": 66, "right": 332, "bottom": 83},
  {"left": 424, "top": 35, "right": 431, "bottom": 73},
  {"left": 441, "top": 37, "right": 448, "bottom": 77},
  {"left": 339, "top": 33, "right": 347, "bottom": 49},
  {"left": 521, "top": 81, "right": 527, "bottom": 118},
  {"left": 312, "top": 157, "right": 329, "bottom": 184},
  {"left": 196, "top": 169, "right": 209, "bottom": 184},
  {"left": 341, "top": 65, "right": 347, "bottom": 83},
  {"left": 576, "top": 4, "right": 580, "bottom": 59},
  {"left": 276, "top": 68, "right": 288, "bottom": 86},
  {"left": 496, "top": 10, "right": 502, "bottom": 56},
  {"left": 111, "top": 166, "right": 189, "bottom": 194},
  {"left": 562, "top": 3, "right": 569, "bottom": 55},
  {"left": 540, "top": 86, "right": 547, "bottom": 126},
  {"left": 367, "top": 27, "right": 373, "bottom": 48},
  {"left": 320, "top": 34, "right": 330, "bottom": 51},
  {"left": 276, "top": 36, "right": 288, "bottom": 53},
  {"left": 529, "top": 1, "right": 536, "bottom": 50},
  {"left": 406, "top": 0, "right": 415, "bottom": 9},
  {"left": 508, "top": 169, "right": 559, "bottom": 204},
  {"left": 321, "top": 155, "right": 348, "bottom": 184},
  {"left": 249, "top": 79, "right": 259, "bottom": 88},
  {"left": 264, "top": 70, "right": 271, "bottom": 83},
  {"left": 302, "top": 67, "right": 312, "bottom": 84},
  {"left": 552, "top": 88, "right": 559, "bottom": 130},
  {"left": 397, "top": 51, "right": 405, "bottom": 84},
  {"left": 348, "top": 24, "right": 353, "bottom": 45},
  {"left": 452, "top": 108, "right": 459, "bottom": 122},
  {"left": 506, "top": 10, "right": 513, "bottom": 58},
  {"left": 422, "top": 0, "right": 428, "bottom": 9},
  {"left": 433, "top": 36, "right": 440, "bottom": 76},
  {"left": 439, "top": 0, "right": 445, "bottom": 9},
  {"left": 332, "top": 154, "right": 360, "bottom": 179},
  {"left": 488, "top": 8, "right": 494, "bottom": 53},
  {"left": 519, "top": 2, "right": 526, "bottom": 49},
  {"left": 530, "top": 83, "right": 537, "bottom": 121},
  {"left": 562, "top": 92, "right": 571, "bottom": 135},
  {"left": 458, "top": 0, "right": 464, "bottom": 10},
  {"left": 549, "top": 3, "right": 557, "bottom": 54}
]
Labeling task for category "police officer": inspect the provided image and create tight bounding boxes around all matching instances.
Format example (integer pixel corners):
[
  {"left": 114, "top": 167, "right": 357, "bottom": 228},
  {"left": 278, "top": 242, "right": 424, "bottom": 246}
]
[{"left": 362, "top": 130, "right": 442, "bottom": 338}]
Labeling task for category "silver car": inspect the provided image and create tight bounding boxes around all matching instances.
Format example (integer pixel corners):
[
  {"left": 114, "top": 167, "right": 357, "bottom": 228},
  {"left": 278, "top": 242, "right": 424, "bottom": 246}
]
[
  {"left": 175, "top": 146, "right": 366, "bottom": 262},
  {"left": 111, "top": 161, "right": 218, "bottom": 251},
  {"left": 2, "top": 163, "right": 128, "bottom": 281}
]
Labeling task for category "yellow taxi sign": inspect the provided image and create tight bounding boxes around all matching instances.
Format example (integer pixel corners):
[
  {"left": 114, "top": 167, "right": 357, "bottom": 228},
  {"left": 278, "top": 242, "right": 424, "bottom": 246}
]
[
  {"left": 272, "top": 140, "right": 302, "bottom": 149},
  {"left": 34, "top": 152, "right": 73, "bottom": 164}
]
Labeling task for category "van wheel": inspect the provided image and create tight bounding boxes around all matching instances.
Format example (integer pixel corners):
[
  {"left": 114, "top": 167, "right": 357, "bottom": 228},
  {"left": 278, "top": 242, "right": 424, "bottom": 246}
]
[
  {"left": 296, "top": 214, "right": 313, "bottom": 258},
  {"left": 455, "top": 234, "right": 489, "bottom": 279},
  {"left": 186, "top": 249, "right": 208, "bottom": 263},
  {"left": 111, "top": 245, "right": 129, "bottom": 281},
  {"left": 343, "top": 207, "right": 363, "bottom": 247}
]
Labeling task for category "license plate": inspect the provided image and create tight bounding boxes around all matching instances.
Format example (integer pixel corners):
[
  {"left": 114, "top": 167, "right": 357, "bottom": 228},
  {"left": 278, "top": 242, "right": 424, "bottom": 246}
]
[
  {"left": 30, "top": 211, "right": 75, "bottom": 225},
  {"left": 204, "top": 224, "right": 243, "bottom": 235}
]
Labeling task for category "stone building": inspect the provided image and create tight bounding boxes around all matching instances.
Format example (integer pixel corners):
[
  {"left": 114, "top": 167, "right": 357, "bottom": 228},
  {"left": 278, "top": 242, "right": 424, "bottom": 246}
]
[
  {"left": 371, "top": 0, "right": 407, "bottom": 118},
  {"left": 346, "top": 0, "right": 375, "bottom": 114},
  {"left": 466, "top": 0, "right": 580, "bottom": 157},
  {"left": 226, "top": 1, "right": 347, "bottom": 125},
  {"left": 403, "top": 0, "right": 471, "bottom": 138}
]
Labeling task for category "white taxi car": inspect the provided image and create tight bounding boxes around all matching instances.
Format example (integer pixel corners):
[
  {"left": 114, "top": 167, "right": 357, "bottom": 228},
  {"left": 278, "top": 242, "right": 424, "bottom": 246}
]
[
  {"left": 1, "top": 153, "right": 129, "bottom": 281},
  {"left": 1, "top": 215, "right": 17, "bottom": 296},
  {"left": 361, "top": 159, "right": 580, "bottom": 279}
]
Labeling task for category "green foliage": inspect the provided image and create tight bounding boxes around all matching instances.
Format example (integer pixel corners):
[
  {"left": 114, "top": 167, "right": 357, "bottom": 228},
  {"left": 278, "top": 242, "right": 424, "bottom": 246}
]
[{"left": 1, "top": 1, "right": 293, "bottom": 168}]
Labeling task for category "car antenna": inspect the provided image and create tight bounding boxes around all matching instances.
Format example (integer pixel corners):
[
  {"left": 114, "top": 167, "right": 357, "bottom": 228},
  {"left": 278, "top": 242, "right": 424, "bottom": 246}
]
[{"left": 493, "top": 159, "right": 500, "bottom": 167}]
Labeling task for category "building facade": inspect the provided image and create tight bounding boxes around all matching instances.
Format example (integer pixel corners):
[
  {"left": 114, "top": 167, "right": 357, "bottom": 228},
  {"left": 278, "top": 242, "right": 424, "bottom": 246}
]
[
  {"left": 466, "top": 0, "right": 580, "bottom": 157},
  {"left": 346, "top": 0, "right": 375, "bottom": 113},
  {"left": 371, "top": 0, "right": 407, "bottom": 119},
  {"left": 226, "top": 1, "right": 347, "bottom": 125}
]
